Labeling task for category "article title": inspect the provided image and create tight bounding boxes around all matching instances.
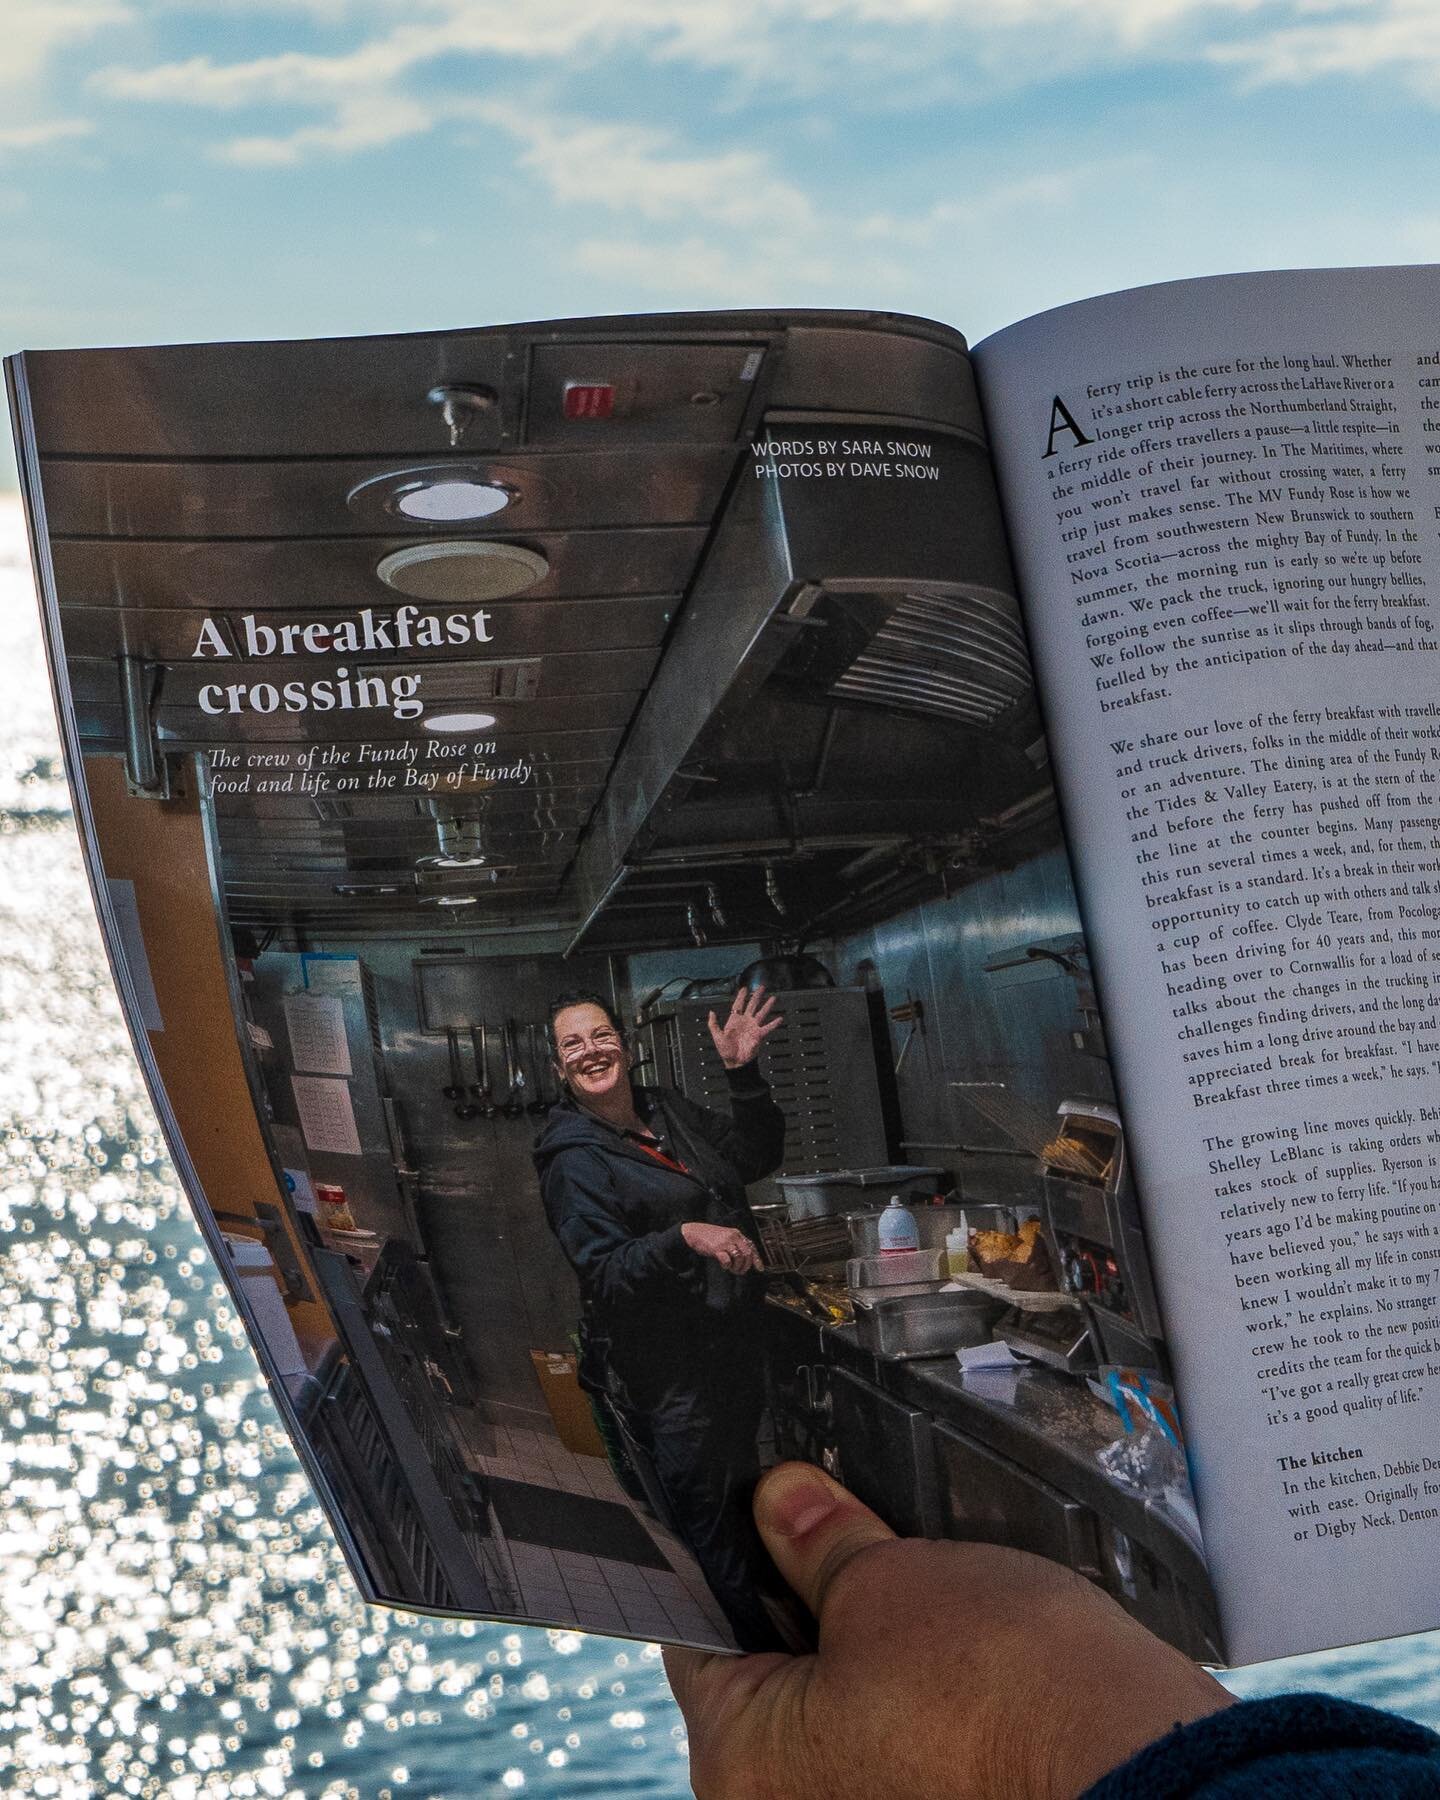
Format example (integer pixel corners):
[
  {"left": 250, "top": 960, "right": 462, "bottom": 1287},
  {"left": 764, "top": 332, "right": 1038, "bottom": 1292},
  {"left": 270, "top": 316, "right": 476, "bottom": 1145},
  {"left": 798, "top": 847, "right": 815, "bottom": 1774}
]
[{"left": 188, "top": 606, "right": 496, "bottom": 721}]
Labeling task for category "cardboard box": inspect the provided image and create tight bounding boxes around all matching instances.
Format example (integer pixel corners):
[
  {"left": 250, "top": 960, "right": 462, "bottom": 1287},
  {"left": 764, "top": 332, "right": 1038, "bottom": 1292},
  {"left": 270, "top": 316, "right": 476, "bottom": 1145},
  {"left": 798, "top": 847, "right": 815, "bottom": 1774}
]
[{"left": 529, "top": 1349, "right": 607, "bottom": 1458}]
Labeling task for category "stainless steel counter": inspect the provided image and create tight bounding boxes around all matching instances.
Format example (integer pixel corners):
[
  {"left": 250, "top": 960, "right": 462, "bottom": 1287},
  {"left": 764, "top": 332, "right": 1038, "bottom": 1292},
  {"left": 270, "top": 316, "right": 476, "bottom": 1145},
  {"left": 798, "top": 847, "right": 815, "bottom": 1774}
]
[{"left": 764, "top": 1297, "right": 1220, "bottom": 1660}]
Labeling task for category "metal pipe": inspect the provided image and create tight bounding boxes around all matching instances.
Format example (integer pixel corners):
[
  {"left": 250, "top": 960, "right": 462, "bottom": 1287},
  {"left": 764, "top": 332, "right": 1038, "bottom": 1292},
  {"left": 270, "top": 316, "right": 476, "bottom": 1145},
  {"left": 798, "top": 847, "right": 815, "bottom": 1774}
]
[
  {"left": 525, "top": 1024, "right": 548, "bottom": 1115},
  {"left": 501, "top": 1021, "right": 525, "bottom": 1117},
  {"left": 120, "top": 656, "right": 165, "bottom": 796},
  {"left": 469, "top": 1024, "right": 496, "bottom": 1118},
  {"left": 901, "top": 1139, "right": 1037, "bottom": 1160},
  {"left": 443, "top": 1029, "right": 466, "bottom": 1100}
]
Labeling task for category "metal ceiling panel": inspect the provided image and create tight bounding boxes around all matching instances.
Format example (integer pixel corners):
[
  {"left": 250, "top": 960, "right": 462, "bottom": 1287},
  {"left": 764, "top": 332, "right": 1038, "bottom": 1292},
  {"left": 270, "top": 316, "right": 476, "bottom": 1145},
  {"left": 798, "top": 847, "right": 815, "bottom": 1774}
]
[
  {"left": 766, "top": 325, "right": 984, "bottom": 439},
  {"left": 22, "top": 331, "right": 519, "bottom": 457},
  {"left": 47, "top": 529, "right": 708, "bottom": 610},
  {"left": 76, "top": 690, "right": 637, "bottom": 748},
  {"left": 70, "top": 646, "right": 656, "bottom": 711},
  {"left": 39, "top": 446, "right": 733, "bottom": 539},
  {"left": 215, "top": 806, "right": 599, "bottom": 852}
]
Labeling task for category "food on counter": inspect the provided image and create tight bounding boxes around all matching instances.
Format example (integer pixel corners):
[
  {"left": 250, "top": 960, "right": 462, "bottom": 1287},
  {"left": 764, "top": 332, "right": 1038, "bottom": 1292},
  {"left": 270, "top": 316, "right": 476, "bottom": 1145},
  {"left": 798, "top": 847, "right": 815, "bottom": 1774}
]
[
  {"left": 967, "top": 1217, "right": 1057, "bottom": 1292},
  {"left": 968, "top": 1226, "right": 1019, "bottom": 1272}
]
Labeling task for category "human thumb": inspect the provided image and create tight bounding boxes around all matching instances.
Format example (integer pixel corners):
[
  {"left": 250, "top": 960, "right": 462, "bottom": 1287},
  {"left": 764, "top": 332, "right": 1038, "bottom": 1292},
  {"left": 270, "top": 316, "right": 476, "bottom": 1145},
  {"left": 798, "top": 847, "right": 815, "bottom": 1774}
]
[{"left": 751, "top": 1463, "right": 894, "bottom": 1624}]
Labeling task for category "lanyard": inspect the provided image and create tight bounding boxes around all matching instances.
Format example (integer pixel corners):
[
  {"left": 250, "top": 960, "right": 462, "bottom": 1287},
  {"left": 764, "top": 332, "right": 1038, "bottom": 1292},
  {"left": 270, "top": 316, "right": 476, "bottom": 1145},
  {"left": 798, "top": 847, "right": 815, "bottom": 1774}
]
[{"left": 627, "top": 1134, "right": 690, "bottom": 1177}]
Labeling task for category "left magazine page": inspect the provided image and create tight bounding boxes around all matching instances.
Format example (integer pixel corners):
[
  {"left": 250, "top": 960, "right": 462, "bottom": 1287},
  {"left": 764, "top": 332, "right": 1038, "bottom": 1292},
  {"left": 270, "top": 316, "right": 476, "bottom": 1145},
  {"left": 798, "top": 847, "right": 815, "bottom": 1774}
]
[{"left": 8, "top": 310, "right": 1215, "bottom": 1656}]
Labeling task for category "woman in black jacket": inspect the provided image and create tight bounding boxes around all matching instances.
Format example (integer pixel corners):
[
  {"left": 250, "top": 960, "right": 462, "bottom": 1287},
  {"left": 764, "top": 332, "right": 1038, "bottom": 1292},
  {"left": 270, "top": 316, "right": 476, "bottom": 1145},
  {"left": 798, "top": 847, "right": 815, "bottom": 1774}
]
[{"left": 533, "top": 986, "right": 790, "bottom": 1650}]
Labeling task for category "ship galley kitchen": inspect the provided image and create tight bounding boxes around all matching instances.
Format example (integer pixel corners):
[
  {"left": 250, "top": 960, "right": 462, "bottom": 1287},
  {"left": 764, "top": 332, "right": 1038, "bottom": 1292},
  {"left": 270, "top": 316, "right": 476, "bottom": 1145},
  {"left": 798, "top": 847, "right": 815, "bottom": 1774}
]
[{"left": 12, "top": 310, "right": 1218, "bottom": 1655}]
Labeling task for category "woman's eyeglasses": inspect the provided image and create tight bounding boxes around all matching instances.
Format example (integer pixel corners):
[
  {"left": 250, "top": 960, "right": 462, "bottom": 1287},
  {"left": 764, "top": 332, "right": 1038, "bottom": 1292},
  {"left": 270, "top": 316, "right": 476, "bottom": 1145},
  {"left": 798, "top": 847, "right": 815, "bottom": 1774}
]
[{"left": 556, "top": 1029, "right": 623, "bottom": 1063}]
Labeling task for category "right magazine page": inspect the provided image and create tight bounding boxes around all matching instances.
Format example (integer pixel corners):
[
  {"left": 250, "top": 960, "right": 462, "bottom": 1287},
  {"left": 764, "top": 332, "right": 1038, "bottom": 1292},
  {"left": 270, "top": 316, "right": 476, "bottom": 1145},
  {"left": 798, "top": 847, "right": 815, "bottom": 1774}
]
[{"left": 974, "top": 266, "right": 1440, "bottom": 1664}]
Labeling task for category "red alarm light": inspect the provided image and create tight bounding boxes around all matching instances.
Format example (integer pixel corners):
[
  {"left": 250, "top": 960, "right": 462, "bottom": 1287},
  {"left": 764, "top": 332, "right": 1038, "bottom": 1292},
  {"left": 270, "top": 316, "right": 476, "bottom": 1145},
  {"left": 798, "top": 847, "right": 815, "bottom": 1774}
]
[{"left": 562, "top": 382, "right": 614, "bottom": 420}]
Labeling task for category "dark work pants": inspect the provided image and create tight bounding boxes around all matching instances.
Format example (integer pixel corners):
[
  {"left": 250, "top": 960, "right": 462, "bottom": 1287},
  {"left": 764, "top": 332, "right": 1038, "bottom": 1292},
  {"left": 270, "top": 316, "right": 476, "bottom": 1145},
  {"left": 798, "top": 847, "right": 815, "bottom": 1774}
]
[{"left": 615, "top": 1354, "right": 788, "bottom": 1652}]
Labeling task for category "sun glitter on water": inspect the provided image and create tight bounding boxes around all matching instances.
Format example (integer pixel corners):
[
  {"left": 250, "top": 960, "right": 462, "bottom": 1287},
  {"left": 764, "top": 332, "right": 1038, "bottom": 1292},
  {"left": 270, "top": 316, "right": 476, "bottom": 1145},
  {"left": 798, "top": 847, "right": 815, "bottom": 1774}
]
[{"left": 0, "top": 500, "right": 690, "bottom": 1799}]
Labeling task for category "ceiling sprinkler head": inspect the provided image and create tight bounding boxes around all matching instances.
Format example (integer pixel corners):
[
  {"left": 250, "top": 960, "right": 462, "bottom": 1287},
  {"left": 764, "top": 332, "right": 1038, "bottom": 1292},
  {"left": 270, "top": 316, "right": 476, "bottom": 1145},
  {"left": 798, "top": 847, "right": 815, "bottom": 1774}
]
[
  {"left": 686, "top": 901, "right": 708, "bottom": 949},
  {"left": 426, "top": 383, "right": 498, "bottom": 448}
]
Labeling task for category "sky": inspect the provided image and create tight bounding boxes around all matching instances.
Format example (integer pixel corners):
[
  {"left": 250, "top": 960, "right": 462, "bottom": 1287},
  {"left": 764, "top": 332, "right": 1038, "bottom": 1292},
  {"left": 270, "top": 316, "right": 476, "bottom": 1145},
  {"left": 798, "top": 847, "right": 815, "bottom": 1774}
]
[{"left": 0, "top": 0, "right": 1437, "bottom": 477}]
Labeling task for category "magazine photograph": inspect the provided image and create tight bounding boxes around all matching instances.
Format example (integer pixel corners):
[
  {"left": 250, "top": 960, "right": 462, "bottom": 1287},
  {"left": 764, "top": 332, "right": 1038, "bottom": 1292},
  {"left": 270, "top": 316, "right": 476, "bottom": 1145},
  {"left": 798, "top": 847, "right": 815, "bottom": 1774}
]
[{"left": 8, "top": 310, "right": 1217, "bottom": 1660}]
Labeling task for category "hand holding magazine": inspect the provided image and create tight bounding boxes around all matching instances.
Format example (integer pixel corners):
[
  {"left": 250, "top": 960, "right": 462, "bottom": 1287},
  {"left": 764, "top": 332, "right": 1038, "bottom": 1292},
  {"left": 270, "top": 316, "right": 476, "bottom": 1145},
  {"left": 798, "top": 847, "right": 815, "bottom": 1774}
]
[{"left": 9, "top": 264, "right": 1439, "bottom": 1666}]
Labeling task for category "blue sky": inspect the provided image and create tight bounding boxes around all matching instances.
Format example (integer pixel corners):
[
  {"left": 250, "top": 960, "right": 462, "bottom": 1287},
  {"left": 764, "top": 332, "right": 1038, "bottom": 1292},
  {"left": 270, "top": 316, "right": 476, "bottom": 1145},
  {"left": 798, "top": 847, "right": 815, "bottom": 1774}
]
[{"left": 2, "top": 0, "right": 1438, "bottom": 484}]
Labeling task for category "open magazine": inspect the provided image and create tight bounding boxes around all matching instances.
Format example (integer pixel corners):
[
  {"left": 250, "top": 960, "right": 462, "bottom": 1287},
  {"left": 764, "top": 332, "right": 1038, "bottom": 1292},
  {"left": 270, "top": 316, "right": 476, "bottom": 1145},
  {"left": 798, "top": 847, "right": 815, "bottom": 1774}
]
[{"left": 8, "top": 266, "right": 1438, "bottom": 1668}]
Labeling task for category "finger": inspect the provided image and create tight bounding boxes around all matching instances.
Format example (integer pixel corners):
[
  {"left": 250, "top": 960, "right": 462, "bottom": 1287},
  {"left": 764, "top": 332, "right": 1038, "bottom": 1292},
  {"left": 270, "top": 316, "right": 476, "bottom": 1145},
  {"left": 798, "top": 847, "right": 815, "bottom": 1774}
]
[
  {"left": 662, "top": 1645, "right": 716, "bottom": 1715},
  {"left": 752, "top": 994, "right": 777, "bottom": 1020},
  {"left": 757, "top": 1015, "right": 784, "bottom": 1038},
  {"left": 706, "top": 1009, "right": 720, "bottom": 1040},
  {"left": 732, "top": 985, "right": 751, "bottom": 1017},
  {"left": 752, "top": 1464, "right": 894, "bottom": 1622}
]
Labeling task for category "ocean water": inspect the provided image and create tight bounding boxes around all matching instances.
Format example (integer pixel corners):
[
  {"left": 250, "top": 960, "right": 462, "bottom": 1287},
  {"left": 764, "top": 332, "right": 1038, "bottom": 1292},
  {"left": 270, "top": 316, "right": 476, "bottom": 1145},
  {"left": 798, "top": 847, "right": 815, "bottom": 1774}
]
[{"left": 1, "top": 498, "right": 1437, "bottom": 1796}]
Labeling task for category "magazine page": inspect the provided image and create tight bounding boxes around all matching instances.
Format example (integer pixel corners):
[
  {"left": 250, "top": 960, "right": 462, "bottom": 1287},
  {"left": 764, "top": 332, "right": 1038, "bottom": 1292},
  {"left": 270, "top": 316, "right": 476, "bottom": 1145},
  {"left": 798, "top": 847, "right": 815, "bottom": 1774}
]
[
  {"left": 974, "top": 265, "right": 1440, "bottom": 1665},
  {"left": 9, "top": 308, "right": 1217, "bottom": 1658}
]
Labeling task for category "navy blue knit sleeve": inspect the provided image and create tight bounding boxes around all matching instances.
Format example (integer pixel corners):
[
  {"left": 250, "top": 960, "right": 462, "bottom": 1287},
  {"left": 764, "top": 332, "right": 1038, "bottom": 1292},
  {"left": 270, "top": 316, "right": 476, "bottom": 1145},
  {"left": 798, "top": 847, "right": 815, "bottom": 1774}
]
[{"left": 1082, "top": 1692, "right": 1440, "bottom": 1798}]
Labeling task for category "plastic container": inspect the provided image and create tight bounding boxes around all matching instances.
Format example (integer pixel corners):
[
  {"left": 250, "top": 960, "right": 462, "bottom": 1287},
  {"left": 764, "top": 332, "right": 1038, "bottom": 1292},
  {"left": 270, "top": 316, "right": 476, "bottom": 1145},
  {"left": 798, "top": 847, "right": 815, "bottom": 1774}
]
[
  {"left": 777, "top": 1165, "right": 946, "bottom": 1222},
  {"left": 877, "top": 1195, "right": 920, "bottom": 1256},
  {"left": 945, "top": 1227, "right": 969, "bottom": 1276}
]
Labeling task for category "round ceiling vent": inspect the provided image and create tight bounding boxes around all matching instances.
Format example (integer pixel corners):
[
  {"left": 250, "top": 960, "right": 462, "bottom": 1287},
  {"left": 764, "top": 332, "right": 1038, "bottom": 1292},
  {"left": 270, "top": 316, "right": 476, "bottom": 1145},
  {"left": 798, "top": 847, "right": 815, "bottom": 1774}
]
[{"left": 376, "top": 541, "right": 549, "bottom": 602}]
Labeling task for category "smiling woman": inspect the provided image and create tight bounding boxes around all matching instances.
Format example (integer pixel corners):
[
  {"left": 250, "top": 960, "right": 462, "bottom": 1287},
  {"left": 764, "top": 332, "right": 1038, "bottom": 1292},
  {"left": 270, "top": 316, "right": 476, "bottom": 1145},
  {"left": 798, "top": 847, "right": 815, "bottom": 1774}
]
[{"left": 534, "top": 987, "right": 797, "bottom": 1651}]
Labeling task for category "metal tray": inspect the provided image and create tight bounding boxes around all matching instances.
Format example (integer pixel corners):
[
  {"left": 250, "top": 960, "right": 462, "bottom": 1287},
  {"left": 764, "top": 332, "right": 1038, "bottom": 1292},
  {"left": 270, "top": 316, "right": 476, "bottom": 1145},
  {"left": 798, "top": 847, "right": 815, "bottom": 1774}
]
[
  {"left": 852, "top": 1287, "right": 1003, "bottom": 1359},
  {"left": 846, "top": 1248, "right": 945, "bottom": 1289}
]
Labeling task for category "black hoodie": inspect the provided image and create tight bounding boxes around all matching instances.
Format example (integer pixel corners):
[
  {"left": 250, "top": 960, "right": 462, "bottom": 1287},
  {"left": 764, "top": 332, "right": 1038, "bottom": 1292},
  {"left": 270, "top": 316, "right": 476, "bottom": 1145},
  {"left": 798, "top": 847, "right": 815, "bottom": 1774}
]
[{"left": 532, "top": 1065, "right": 786, "bottom": 1397}]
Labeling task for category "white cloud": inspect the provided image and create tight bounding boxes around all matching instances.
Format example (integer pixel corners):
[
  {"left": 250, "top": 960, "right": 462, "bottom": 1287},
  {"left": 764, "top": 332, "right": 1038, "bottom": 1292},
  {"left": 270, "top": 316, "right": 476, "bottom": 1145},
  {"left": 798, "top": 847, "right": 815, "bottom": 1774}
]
[
  {"left": 217, "top": 93, "right": 436, "bottom": 164},
  {"left": 0, "top": 0, "right": 127, "bottom": 160},
  {"left": 83, "top": 0, "right": 1302, "bottom": 162},
  {"left": 0, "top": 0, "right": 131, "bottom": 89},
  {"left": 83, "top": 0, "right": 1427, "bottom": 177},
  {"left": 476, "top": 102, "right": 815, "bottom": 234},
  {"left": 1210, "top": 0, "right": 1440, "bottom": 94},
  {"left": 483, "top": 101, "right": 1116, "bottom": 304},
  {"left": 0, "top": 120, "right": 95, "bottom": 151}
]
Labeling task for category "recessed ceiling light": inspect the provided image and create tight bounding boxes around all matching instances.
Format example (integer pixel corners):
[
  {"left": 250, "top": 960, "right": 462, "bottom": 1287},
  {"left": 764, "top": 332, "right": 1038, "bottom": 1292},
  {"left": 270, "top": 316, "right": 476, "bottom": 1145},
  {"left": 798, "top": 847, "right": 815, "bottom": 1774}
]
[
  {"left": 346, "top": 461, "right": 539, "bottom": 527},
  {"left": 424, "top": 710, "right": 497, "bottom": 733},
  {"left": 394, "top": 480, "right": 513, "bottom": 522},
  {"left": 418, "top": 853, "right": 489, "bottom": 869},
  {"left": 376, "top": 540, "right": 548, "bottom": 603}
]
